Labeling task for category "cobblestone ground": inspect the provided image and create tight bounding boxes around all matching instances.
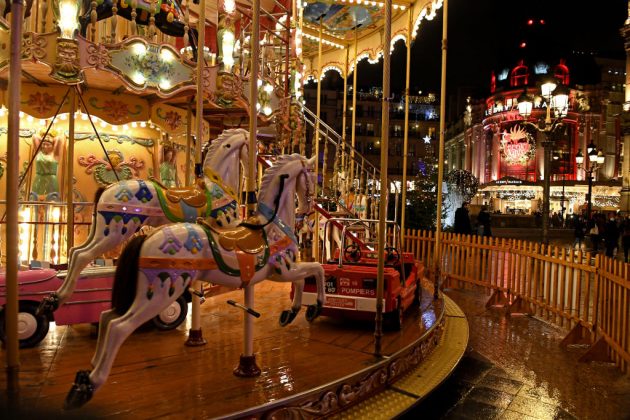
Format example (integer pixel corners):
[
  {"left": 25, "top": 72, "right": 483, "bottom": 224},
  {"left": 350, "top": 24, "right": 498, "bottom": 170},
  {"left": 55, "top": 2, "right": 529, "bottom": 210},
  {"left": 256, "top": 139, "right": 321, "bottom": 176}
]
[{"left": 403, "top": 287, "right": 630, "bottom": 420}]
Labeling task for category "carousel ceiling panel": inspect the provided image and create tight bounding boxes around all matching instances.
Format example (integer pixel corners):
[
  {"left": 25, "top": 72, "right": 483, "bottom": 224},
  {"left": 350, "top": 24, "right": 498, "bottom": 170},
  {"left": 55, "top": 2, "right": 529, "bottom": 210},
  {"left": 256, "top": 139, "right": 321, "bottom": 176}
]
[{"left": 304, "top": 3, "right": 380, "bottom": 35}]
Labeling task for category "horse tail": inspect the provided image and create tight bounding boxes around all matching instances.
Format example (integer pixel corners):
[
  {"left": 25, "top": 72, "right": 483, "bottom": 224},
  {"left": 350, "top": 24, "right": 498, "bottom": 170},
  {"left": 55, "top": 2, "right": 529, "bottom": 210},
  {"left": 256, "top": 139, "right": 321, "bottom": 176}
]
[{"left": 111, "top": 234, "right": 147, "bottom": 315}]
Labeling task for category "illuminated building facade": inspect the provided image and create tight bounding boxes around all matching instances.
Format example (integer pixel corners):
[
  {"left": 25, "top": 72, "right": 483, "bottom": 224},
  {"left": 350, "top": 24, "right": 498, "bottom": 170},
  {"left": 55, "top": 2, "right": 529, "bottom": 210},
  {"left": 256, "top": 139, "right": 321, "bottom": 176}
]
[{"left": 446, "top": 56, "right": 625, "bottom": 216}]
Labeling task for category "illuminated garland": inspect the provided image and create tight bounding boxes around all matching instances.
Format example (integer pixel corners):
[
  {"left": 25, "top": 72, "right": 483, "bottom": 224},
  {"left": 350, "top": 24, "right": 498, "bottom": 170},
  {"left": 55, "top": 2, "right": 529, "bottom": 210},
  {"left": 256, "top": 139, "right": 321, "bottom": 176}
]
[
  {"left": 445, "top": 169, "right": 479, "bottom": 201},
  {"left": 550, "top": 191, "right": 581, "bottom": 200},
  {"left": 495, "top": 190, "right": 536, "bottom": 200},
  {"left": 594, "top": 196, "right": 620, "bottom": 207}
]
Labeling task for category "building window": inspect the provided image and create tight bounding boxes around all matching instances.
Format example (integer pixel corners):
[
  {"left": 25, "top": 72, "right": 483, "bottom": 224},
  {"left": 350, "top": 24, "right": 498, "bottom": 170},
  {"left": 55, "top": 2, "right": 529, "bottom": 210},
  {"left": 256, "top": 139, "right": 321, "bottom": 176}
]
[
  {"left": 510, "top": 60, "right": 529, "bottom": 87},
  {"left": 366, "top": 123, "right": 375, "bottom": 136}
]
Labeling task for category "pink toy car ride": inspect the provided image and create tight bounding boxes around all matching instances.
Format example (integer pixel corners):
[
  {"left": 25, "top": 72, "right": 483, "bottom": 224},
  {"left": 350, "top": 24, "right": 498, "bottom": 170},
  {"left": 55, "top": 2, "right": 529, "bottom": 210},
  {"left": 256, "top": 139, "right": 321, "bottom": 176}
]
[{"left": 0, "top": 266, "right": 190, "bottom": 348}]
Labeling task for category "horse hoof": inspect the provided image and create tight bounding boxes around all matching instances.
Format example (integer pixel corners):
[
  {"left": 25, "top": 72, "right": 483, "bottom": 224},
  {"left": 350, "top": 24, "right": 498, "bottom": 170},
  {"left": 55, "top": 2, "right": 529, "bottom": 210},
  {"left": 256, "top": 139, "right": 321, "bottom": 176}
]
[
  {"left": 279, "top": 309, "right": 298, "bottom": 327},
  {"left": 305, "top": 303, "right": 322, "bottom": 322},
  {"left": 63, "top": 370, "right": 94, "bottom": 410},
  {"left": 36, "top": 293, "right": 59, "bottom": 317}
]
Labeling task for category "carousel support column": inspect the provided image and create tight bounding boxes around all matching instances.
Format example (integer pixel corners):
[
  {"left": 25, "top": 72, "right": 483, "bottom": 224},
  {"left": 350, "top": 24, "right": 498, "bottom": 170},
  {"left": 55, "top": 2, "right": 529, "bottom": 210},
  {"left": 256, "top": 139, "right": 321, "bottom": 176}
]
[
  {"left": 433, "top": 0, "right": 448, "bottom": 300},
  {"left": 234, "top": 0, "right": 261, "bottom": 378},
  {"left": 66, "top": 88, "right": 76, "bottom": 251},
  {"left": 185, "top": 100, "right": 192, "bottom": 186},
  {"left": 400, "top": 8, "right": 411, "bottom": 248},
  {"left": 312, "top": 15, "right": 323, "bottom": 261},
  {"left": 5, "top": 0, "right": 25, "bottom": 405},
  {"left": 186, "top": 0, "right": 207, "bottom": 347},
  {"left": 341, "top": 48, "right": 349, "bottom": 181},
  {"left": 350, "top": 28, "right": 358, "bottom": 193},
  {"left": 375, "top": 0, "right": 391, "bottom": 358}
]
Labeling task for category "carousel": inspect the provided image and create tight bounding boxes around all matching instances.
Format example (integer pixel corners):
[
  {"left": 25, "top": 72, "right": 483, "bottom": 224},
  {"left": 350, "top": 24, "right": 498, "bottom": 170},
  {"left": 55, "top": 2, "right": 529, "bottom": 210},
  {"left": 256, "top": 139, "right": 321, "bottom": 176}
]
[{"left": 0, "top": 0, "right": 467, "bottom": 417}]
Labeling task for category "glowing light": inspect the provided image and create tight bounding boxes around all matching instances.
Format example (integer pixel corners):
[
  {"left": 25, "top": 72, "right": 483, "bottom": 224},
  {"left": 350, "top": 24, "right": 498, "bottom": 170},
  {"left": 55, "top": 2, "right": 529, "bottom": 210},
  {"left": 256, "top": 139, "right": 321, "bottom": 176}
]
[
  {"left": 263, "top": 106, "right": 272, "bottom": 116},
  {"left": 223, "top": 0, "right": 236, "bottom": 14},
  {"left": 160, "top": 48, "right": 175, "bottom": 62},
  {"left": 264, "top": 84, "right": 273, "bottom": 94},
  {"left": 100, "top": 121, "right": 107, "bottom": 128},
  {"left": 26, "top": 115, "right": 33, "bottom": 122},
  {"left": 132, "top": 72, "right": 146, "bottom": 85},
  {"left": 221, "top": 30, "right": 235, "bottom": 71},
  {"left": 58, "top": 0, "right": 79, "bottom": 39},
  {"left": 131, "top": 122, "right": 138, "bottom": 128},
  {"left": 140, "top": 122, "right": 146, "bottom": 128},
  {"left": 159, "top": 79, "right": 172, "bottom": 90},
  {"left": 18, "top": 207, "right": 32, "bottom": 263},
  {"left": 131, "top": 42, "right": 147, "bottom": 56}
]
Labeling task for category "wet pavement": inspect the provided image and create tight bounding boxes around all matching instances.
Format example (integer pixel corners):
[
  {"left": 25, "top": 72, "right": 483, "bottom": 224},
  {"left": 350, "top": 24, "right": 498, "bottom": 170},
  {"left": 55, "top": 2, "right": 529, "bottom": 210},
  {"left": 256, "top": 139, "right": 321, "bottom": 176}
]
[{"left": 402, "top": 288, "right": 630, "bottom": 420}]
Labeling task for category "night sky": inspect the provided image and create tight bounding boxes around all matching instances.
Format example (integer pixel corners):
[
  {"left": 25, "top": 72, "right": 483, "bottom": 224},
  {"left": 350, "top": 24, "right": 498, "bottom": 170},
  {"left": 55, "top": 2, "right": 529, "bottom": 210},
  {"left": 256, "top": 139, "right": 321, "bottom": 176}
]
[{"left": 320, "top": 0, "right": 628, "bottom": 119}]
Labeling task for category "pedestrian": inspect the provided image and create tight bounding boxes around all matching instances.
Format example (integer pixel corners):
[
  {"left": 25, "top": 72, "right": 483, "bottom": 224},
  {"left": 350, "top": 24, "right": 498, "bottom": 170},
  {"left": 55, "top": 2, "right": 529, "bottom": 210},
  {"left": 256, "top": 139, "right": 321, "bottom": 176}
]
[
  {"left": 588, "top": 217, "right": 600, "bottom": 253},
  {"left": 454, "top": 201, "right": 472, "bottom": 235},
  {"left": 573, "top": 216, "right": 586, "bottom": 249},
  {"left": 604, "top": 216, "right": 620, "bottom": 258},
  {"left": 621, "top": 217, "right": 630, "bottom": 263},
  {"left": 477, "top": 206, "right": 492, "bottom": 237}
]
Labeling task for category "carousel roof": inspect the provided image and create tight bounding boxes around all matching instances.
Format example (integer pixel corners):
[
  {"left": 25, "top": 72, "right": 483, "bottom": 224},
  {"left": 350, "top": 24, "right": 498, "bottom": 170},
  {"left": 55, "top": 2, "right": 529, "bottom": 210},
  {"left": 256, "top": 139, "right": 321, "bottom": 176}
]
[{"left": 301, "top": 0, "right": 442, "bottom": 79}]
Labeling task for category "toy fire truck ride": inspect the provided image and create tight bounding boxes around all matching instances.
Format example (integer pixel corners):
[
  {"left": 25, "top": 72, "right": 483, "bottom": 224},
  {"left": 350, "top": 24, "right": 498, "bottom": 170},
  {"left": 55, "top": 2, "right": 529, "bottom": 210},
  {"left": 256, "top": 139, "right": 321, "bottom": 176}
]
[{"left": 299, "top": 218, "right": 424, "bottom": 330}]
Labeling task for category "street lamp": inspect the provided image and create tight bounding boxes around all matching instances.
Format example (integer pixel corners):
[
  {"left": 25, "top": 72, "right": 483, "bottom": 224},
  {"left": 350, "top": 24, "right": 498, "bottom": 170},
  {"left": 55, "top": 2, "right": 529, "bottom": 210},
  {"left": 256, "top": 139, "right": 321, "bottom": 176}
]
[
  {"left": 575, "top": 141, "right": 605, "bottom": 221},
  {"left": 553, "top": 152, "right": 566, "bottom": 226},
  {"left": 516, "top": 78, "right": 570, "bottom": 245}
]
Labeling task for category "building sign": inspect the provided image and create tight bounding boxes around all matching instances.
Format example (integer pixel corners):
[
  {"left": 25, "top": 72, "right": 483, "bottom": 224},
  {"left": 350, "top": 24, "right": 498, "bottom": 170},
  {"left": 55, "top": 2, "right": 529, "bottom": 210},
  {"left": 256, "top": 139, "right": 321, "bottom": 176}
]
[
  {"left": 500, "top": 125, "right": 536, "bottom": 165},
  {"left": 495, "top": 177, "right": 524, "bottom": 185}
]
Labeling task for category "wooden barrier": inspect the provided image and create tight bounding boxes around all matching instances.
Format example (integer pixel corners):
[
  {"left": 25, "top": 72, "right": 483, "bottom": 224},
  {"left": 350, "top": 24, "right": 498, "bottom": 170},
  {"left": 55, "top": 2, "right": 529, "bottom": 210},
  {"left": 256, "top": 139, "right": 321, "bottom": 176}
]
[{"left": 401, "top": 229, "right": 630, "bottom": 374}]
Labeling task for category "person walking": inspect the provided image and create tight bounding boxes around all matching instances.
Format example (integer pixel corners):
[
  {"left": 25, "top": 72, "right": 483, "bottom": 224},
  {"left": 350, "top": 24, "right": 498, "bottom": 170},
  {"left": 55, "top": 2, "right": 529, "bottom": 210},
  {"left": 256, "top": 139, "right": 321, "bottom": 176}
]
[
  {"left": 573, "top": 216, "right": 586, "bottom": 250},
  {"left": 588, "top": 216, "right": 600, "bottom": 253},
  {"left": 604, "top": 216, "right": 620, "bottom": 258},
  {"left": 454, "top": 202, "right": 472, "bottom": 235},
  {"left": 477, "top": 206, "right": 492, "bottom": 237}
]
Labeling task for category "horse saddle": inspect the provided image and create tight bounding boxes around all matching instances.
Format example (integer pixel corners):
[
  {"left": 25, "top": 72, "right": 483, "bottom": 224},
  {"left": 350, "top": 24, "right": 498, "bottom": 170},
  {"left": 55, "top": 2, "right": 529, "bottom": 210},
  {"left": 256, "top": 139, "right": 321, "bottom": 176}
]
[
  {"left": 164, "top": 180, "right": 207, "bottom": 208},
  {"left": 217, "top": 220, "right": 266, "bottom": 255},
  {"left": 152, "top": 178, "right": 211, "bottom": 223}
]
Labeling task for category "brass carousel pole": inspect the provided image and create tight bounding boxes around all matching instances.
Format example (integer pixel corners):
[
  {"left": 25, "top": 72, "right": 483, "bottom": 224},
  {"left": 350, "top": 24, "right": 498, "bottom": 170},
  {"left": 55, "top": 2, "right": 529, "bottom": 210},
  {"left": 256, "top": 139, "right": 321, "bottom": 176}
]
[
  {"left": 349, "top": 28, "right": 358, "bottom": 193},
  {"left": 341, "top": 48, "right": 348, "bottom": 178},
  {"left": 400, "top": 8, "right": 411, "bottom": 248},
  {"left": 433, "top": 0, "right": 448, "bottom": 299},
  {"left": 5, "top": 0, "right": 25, "bottom": 401},
  {"left": 375, "top": 0, "right": 392, "bottom": 357},
  {"left": 66, "top": 88, "right": 76, "bottom": 251},
  {"left": 235, "top": 0, "right": 261, "bottom": 377},
  {"left": 185, "top": 100, "right": 192, "bottom": 186},
  {"left": 186, "top": 0, "right": 207, "bottom": 347},
  {"left": 312, "top": 15, "right": 323, "bottom": 261}
]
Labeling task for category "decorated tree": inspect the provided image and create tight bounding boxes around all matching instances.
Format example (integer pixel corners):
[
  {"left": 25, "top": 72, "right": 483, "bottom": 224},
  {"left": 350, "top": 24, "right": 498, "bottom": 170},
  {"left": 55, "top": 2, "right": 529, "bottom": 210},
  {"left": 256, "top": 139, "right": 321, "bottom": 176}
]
[
  {"left": 405, "top": 152, "right": 448, "bottom": 231},
  {"left": 444, "top": 169, "right": 479, "bottom": 228}
]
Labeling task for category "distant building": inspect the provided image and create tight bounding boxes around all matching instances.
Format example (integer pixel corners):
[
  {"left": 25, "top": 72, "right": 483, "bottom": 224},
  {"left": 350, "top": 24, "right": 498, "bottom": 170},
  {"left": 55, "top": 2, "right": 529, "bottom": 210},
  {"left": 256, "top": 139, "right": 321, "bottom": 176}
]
[
  {"left": 304, "top": 84, "right": 440, "bottom": 190},
  {"left": 445, "top": 55, "right": 625, "bottom": 217}
]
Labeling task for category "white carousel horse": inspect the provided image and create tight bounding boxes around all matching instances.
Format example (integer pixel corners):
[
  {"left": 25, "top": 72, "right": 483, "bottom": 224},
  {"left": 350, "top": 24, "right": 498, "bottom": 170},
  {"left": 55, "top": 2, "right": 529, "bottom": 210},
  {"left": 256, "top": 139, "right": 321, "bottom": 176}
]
[
  {"left": 38, "top": 128, "right": 251, "bottom": 316},
  {"left": 63, "top": 154, "right": 325, "bottom": 409}
]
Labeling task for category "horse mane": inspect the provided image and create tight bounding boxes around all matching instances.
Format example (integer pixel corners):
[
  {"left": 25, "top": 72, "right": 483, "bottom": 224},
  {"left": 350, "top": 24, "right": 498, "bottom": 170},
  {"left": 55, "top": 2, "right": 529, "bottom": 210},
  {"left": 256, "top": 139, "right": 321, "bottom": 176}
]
[
  {"left": 259, "top": 153, "right": 303, "bottom": 195},
  {"left": 204, "top": 128, "right": 248, "bottom": 166}
]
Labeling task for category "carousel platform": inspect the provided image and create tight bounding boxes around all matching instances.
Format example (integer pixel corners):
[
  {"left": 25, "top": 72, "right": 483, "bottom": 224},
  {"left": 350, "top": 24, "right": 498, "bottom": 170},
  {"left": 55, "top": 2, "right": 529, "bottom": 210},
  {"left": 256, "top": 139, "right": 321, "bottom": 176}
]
[{"left": 0, "top": 280, "right": 468, "bottom": 419}]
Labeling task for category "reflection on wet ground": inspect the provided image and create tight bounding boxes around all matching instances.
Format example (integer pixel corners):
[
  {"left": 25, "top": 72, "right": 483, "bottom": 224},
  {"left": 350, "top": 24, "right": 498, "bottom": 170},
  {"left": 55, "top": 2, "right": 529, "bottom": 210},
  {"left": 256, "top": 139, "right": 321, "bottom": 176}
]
[{"left": 404, "top": 288, "right": 630, "bottom": 420}]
